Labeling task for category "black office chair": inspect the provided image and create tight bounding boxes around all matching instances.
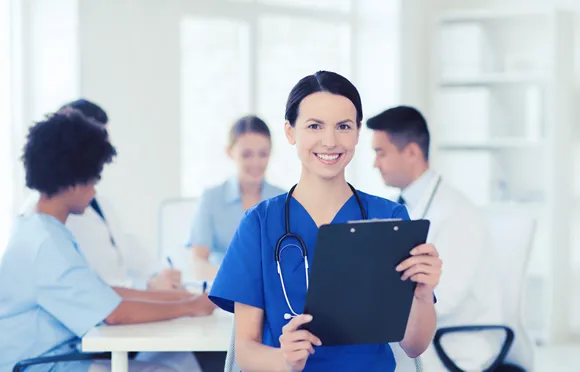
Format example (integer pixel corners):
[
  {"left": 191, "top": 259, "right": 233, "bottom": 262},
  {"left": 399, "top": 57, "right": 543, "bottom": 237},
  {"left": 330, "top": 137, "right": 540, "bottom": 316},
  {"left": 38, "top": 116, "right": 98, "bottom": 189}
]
[
  {"left": 433, "top": 325, "right": 525, "bottom": 372},
  {"left": 12, "top": 352, "right": 111, "bottom": 372}
]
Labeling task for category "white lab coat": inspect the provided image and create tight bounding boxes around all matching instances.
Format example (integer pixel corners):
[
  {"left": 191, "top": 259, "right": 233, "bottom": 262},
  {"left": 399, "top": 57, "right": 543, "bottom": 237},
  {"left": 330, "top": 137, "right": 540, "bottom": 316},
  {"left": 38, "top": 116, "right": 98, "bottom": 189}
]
[{"left": 402, "top": 170, "right": 503, "bottom": 372}]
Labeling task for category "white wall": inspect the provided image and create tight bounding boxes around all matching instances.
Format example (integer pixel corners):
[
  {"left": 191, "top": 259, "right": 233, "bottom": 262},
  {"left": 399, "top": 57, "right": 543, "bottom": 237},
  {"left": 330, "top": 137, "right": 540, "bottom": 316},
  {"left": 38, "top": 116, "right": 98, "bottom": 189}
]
[
  {"left": 78, "top": 0, "right": 182, "bottom": 262},
  {"left": 72, "top": 0, "right": 401, "bottom": 266}
]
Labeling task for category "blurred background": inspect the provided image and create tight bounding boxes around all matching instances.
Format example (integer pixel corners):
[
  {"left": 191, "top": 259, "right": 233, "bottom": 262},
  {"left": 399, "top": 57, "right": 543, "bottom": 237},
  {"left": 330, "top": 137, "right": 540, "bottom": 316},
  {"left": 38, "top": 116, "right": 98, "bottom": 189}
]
[{"left": 0, "top": 0, "right": 579, "bottom": 368}]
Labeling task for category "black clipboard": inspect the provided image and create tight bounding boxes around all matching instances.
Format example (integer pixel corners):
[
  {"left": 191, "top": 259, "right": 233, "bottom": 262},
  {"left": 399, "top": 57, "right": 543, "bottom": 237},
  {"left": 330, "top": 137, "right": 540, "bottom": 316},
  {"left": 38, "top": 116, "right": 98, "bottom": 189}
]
[{"left": 302, "top": 219, "right": 430, "bottom": 346}]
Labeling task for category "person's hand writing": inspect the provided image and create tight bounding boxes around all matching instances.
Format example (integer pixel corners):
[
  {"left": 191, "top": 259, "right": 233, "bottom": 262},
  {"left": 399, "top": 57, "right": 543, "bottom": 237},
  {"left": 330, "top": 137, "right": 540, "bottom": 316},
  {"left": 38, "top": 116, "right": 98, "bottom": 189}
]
[
  {"left": 396, "top": 243, "right": 442, "bottom": 301},
  {"left": 279, "top": 314, "right": 322, "bottom": 372},
  {"left": 147, "top": 269, "right": 183, "bottom": 291}
]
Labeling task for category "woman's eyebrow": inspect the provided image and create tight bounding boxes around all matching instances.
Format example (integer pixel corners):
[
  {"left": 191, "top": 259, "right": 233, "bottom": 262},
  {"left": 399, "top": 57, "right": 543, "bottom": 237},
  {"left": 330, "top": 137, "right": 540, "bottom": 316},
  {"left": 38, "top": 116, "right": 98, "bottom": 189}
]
[
  {"left": 305, "top": 118, "right": 324, "bottom": 124},
  {"left": 305, "top": 119, "right": 355, "bottom": 124},
  {"left": 337, "top": 119, "right": 355, "bottom": 125}
]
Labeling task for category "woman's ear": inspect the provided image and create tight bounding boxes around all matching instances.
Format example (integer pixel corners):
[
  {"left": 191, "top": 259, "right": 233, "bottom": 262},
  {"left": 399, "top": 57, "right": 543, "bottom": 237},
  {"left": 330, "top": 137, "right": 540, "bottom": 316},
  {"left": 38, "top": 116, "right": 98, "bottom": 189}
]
[
  {"left": 226, "top": 145, "right": 233, "bottom": 159},
  {"left": 284, "top": 121, "right": 296, "bottom": 145}
]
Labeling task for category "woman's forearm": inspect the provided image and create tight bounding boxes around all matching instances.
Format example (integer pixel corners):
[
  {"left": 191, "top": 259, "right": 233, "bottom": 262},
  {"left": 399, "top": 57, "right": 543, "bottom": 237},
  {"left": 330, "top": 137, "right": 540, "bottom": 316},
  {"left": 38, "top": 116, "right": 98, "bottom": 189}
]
[
  {"left": 237, "top": 339, "right": 288, "bottom": 372},
  {"left": 400, "top": 295, "right": 437, "bottom": 358},
  {"left": 104, "top": 300, "right": 194, "bottom": 325},
  {"left": 112, "top": 287, "right": 190, "bottom": 302}
]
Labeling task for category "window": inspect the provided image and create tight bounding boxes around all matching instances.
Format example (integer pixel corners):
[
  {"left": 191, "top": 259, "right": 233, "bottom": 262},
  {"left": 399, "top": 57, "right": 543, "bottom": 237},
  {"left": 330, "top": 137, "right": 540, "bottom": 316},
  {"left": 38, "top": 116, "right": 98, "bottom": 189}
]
[
  {"left": 0, "top": 0, "right": 80, "bottom": 255},
  {"left": 257, "top": 0, "right": 351, "bottom": 12},
  {"left": 0, "top": 0, "right": 14, "bottom": 254},
  {"left": 257, "top": 16, "right": 351, "bottom": 188},
  {"left": 29, "top": 0, "right": 79, "bottom": 119},
  {"left": 179, "top": 0, "right": 401, "bottom": 197},
  {"left": 180, "top": 18, "right": 250, "bottom": 197}
]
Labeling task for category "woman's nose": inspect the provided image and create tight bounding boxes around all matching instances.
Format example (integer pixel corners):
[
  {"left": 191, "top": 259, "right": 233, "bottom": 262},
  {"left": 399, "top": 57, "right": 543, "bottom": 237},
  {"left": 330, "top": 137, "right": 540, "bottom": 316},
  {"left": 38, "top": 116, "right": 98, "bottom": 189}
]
[{"left": 321, "top": 128, "right": 337, "bottom": 148}]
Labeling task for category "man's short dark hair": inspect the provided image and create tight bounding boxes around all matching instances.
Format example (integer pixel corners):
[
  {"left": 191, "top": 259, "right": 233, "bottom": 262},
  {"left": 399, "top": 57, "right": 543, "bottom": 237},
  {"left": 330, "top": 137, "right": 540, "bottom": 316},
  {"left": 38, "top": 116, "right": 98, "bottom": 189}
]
[
  {"left": 59, "top": 98, "right": 108, "bottom": 125},
  {"left": 22, "top": 111, "right": 117, "bottom": 197},
  {"left": 366, "top": 105, "right": 430, "bottom": 160}
]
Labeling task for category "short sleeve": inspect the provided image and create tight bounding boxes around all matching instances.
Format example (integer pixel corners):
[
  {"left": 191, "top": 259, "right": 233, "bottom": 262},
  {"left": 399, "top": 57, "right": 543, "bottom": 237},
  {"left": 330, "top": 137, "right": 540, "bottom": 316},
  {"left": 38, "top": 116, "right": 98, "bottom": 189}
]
[
  {"left": 208, "top": 251, "right": 225, "bottom": 265},
  {"left": 209, "top": 209, "right": 264, "bottom": 313},
  {"left": 187, "top": 191, "right": 213, "bottom": 248},
  {"left": 392, "top": 204, "right": 411, "bottom": 221},
  {"left": 34, "top": 240, "right": 122, "bottom": 337}
]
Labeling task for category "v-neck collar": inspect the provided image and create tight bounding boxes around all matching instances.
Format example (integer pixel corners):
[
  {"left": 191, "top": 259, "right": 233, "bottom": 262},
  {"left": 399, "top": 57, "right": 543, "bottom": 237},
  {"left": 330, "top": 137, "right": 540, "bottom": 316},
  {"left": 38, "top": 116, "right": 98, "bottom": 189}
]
[{"left": 290, "top": 194, "right": 357, "bottom": 229}]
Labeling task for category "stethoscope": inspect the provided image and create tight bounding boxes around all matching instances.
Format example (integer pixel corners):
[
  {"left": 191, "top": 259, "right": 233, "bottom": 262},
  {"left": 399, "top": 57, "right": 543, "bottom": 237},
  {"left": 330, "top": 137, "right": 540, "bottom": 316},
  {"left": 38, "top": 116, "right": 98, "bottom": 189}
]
[
  {"left": 414, "top": 175, "right": 443, "bottom": 219},
  {"left": 275, "top": 183, "right": 367, "bottom": 320}
]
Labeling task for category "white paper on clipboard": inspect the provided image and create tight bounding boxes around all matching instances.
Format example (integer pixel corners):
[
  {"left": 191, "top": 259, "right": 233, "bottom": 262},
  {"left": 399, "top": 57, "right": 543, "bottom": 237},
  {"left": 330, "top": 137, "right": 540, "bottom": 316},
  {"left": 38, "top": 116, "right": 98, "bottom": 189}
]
[{"left": 347, "top": 218, "right": 403, "bottom": 224}]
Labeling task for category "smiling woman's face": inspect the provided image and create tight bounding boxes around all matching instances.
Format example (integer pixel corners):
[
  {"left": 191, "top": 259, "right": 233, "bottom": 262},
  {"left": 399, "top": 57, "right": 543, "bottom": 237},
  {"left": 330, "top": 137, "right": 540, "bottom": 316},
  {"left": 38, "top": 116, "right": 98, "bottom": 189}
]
[{"left": 284, "top": 91, "right": 360, "bottom": 181}]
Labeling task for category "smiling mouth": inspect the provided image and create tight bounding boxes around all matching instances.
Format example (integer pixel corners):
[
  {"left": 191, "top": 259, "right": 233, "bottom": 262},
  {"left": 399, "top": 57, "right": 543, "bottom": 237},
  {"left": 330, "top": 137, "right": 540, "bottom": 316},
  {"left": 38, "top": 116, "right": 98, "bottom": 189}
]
[{"left": 314, "top": 153, "right": 343, "bottom": 164}]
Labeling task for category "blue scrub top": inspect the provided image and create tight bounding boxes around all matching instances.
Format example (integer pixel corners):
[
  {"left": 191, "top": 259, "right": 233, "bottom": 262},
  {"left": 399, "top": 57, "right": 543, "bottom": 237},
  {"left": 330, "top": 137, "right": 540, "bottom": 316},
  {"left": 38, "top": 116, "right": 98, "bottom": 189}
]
[
  {"left": 0, "top": 214, "right": 122, "bottom": 372},
  {"left": 187, "top": 177, "right": 284, "bottom": 264},
  {"left": 210, "top": 190, "right": 410, "bottom": 372}
]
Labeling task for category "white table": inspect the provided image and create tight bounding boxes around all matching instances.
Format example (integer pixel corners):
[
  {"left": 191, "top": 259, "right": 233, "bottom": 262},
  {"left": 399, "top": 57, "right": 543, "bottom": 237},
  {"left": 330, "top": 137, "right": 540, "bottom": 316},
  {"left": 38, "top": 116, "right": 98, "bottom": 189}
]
[{"left": 82, "top": 309, "right": 233, "bottom": 372}]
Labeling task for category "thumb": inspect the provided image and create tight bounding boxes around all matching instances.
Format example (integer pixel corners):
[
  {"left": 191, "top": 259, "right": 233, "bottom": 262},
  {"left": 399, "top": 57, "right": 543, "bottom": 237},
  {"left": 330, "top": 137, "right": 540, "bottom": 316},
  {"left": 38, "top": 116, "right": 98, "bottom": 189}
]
[{"left": 283, "top": 314, "right": 313, "bottom": 333}]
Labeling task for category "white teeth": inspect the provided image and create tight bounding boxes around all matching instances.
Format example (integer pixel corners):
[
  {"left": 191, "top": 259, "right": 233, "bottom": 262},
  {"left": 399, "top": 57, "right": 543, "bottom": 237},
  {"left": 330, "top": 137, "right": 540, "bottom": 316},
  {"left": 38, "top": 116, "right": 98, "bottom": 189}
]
[{"left": 316, "top": 153, "right": 340, "bottom": 161}]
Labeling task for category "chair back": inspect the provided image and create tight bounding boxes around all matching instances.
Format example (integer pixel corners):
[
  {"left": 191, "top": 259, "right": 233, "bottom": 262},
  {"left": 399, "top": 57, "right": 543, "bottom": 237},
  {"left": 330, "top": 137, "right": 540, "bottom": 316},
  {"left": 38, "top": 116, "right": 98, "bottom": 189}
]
[
  {"left": 483, "top": 208, "right": 536, "bottom": 370},
  {"left": 224, "top": 323, "right": 238, "bottom": 372},
  {"left": 157, "top": 197, "right": 197, "bottom": 260}
]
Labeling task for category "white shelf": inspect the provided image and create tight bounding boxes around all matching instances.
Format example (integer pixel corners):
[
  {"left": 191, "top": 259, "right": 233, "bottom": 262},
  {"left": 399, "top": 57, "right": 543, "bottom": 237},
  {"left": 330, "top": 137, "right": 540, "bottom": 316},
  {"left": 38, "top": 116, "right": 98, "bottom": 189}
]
[
  {"left": 437, "top": 139, "right": 545, "bottom": 151},
  {"left": 431, "top": 9, "right": 576, "bottom": 344},
  {"left": 439, "top": 73, "right": 547, "bottom": 87}
]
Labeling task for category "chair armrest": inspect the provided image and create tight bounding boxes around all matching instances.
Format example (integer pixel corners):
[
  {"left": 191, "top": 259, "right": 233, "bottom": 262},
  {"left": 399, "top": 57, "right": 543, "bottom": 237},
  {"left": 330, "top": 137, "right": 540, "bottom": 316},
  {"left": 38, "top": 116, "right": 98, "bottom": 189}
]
[
  {"left": 433, "top": 325, "right": 514, "bottom": 372},
  {"left": 13, "top": 352, "right": 111, "bottom": 372}
]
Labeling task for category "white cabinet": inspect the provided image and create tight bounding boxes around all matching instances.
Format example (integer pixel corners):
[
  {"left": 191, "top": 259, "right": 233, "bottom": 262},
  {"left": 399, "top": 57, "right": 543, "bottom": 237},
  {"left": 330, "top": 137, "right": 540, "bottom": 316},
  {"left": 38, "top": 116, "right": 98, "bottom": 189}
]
[{"left": 429, "top": 8, "right": 576, "bottom": 344}]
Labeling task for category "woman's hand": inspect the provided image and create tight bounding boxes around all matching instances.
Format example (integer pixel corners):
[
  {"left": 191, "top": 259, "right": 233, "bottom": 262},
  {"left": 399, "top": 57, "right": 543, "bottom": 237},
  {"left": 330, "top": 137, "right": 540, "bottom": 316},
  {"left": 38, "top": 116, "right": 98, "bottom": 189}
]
[
  {"left": 396, "top": 243, "right": 442, "bottom": 301},
  {"left": 147, "top": 269, "right": 183, "bottom": 291},
  {"left": 279, "top": 314, "right": 322, "bottom": 372},
  {"left": 193, "top": 246, "right": 211, "bottom": 261},
  {"left": 185, "top": 294, "right": 217, "bottom": 317}
]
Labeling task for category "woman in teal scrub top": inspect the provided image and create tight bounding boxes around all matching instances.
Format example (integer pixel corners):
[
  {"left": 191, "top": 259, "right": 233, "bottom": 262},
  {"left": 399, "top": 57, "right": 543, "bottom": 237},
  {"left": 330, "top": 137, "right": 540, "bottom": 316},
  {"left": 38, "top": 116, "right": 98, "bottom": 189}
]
[
  {"left": 209, "top": 71, "right": 443, "bottom": 372},
  {"left": 187, "top": 115, "right": 284, "bottom": 265}
]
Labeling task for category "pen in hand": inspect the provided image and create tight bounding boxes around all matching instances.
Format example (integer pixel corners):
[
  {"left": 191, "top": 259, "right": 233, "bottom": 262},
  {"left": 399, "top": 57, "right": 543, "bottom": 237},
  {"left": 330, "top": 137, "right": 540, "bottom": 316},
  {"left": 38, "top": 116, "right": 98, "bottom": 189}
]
[{"left": 166, "top": 257, "right": 174, "bottom": 268}]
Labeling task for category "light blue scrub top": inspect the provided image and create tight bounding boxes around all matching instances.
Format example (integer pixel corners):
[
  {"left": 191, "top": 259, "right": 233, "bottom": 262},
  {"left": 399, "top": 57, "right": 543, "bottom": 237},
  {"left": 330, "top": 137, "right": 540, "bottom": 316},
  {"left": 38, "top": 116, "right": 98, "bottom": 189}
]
[
  {"left": 187, "top": 178, "right": 284, "bottom": 264},
  {"left": 0, "top": 214, "right": 122, "bottom": 372},
  {"left": 210, "top": 190, "right": 410, "bottom": 372}
]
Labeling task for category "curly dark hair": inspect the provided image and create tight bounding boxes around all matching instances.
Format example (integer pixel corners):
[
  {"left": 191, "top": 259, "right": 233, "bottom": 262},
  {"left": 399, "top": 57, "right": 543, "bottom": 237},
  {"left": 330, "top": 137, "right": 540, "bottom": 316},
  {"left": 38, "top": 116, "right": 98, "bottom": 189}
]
[
  {"left": 59, "top": 98, "right": 109, "bottom": 125},
  {"left": 22, "top": 111, "right": 117, "bottom": 197}
]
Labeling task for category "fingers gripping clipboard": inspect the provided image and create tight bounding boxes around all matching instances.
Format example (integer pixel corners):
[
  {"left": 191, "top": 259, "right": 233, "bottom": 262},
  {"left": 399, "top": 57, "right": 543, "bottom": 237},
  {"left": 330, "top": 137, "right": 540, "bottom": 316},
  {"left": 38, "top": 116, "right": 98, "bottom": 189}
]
[{"left": 302, "top": 219, "right": 430, "bottom": 346}]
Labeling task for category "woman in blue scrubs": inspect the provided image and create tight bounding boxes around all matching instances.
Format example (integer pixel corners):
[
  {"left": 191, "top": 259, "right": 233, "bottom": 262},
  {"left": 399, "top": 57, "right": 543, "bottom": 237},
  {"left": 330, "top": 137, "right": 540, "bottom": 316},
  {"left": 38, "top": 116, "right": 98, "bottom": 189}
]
[
  {"left": 209, "top": 71, "right": 442, "bottom": 372},
  {"left": 187, "top": 115, "right": 284, "bottom": 266}
]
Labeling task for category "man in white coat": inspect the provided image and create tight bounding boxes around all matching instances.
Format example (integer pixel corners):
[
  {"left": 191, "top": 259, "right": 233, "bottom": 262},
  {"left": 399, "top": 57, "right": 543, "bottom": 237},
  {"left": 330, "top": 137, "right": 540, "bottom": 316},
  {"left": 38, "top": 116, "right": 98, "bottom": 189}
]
[{"left": 367, "top": 106, "right": 503, "bottom": 371}]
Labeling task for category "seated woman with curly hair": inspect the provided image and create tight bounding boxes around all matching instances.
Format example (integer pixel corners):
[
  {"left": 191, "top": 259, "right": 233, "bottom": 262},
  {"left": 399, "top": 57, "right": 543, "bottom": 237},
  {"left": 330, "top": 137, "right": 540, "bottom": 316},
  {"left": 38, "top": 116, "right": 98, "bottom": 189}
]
[{"left": 0, "top": 111, "right": 215, "bottom": 372}]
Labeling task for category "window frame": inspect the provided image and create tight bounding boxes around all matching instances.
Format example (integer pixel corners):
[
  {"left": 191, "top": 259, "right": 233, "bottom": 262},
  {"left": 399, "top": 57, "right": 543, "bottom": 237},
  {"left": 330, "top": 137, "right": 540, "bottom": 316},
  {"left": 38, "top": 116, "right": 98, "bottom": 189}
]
[
  {"left": 179, "top": 0, "right": 401, "bottom": 197},
  {"left": 179, "top": 0, "right": 357, "bottom": 196}
]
